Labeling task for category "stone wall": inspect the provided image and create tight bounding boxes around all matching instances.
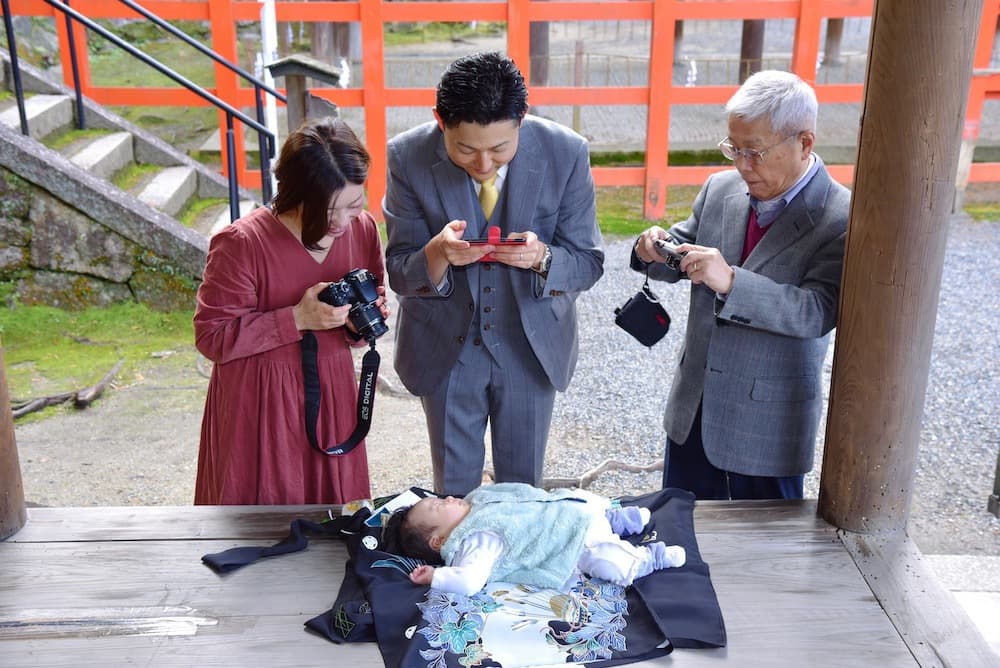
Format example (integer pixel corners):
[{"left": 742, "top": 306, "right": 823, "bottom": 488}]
[{"left": 0, "top": 169, "right": 199, "bottom": 311}]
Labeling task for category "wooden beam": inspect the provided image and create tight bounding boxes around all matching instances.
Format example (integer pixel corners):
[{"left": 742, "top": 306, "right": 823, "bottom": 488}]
[
  {"left": 841, "top": 528, "right": 997, "bottom": 667},
  {"left": 0, "top": 342, "right": 26, "bottom": 540},
  {"left": 819, "top": 0, "right": 984, "bottom": 532}
]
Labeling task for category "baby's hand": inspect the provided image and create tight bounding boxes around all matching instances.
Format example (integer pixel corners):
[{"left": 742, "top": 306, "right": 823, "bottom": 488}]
[{"left": 409, "top": 564, "right": 435, "bottom": 586}]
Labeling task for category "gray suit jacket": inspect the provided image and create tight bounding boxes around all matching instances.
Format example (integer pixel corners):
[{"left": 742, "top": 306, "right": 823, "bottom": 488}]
[
  {"left": 383, "top": 115, "right": 604, "bottom": 396},
  {"left": 638, "top": 160, "right": 851, "bottom": 477}
]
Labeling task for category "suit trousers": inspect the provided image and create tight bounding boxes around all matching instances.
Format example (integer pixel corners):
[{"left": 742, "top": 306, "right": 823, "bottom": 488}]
[
  {"left": 421, "top": 340, "right": 556, "bottom": 496},
  {"left": 663, "top": 402, "right": 804, "bottom": 500}
]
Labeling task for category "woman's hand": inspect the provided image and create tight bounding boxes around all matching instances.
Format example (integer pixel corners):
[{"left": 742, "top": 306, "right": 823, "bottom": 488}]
[
  {"left": 375, "top": 285, "right": 391, "bottom": 322},
  {"left": 292, "top": 282, "right": 351, "bottom": 332}
]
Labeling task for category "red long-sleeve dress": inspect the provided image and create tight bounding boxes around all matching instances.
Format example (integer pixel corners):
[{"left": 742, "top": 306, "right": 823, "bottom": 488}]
[{"left": 193, "top": 206, "right": 383, "bottom": 505}]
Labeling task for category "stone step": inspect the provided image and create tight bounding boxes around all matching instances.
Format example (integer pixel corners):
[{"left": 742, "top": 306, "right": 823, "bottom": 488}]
[
  {"left": 68, "top": 131, "right": 134, "bottom": 181},
  {"left": 136, "top": 165, "right": 197, "bottom": 218},
  {"left": 207, "top": 199, "right": 258, "bottom": 236},
  {"left": 0, "top": 94, "right": 73, "bottom": 141}
]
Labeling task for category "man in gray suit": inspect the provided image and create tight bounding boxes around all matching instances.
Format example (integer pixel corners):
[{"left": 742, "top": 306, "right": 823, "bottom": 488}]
[
  {"left": 632, "top": 70, "right": 851, "bottom": 500},
  {"left": 384, "top": 52, "right": 604, "bottom": 496}
]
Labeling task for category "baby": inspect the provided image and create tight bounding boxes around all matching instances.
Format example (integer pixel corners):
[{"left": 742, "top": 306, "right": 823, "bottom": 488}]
[{"left": 390, "top": 482, "right": 686, "bottom": 596}]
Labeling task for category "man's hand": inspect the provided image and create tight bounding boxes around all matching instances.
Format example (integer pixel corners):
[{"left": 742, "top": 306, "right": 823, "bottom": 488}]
[
  {"left": 488, "top": 230, "right": 545, "bottom": 269},
  {"left": 635, "top": 226, "right": 670, "bottom": 264},
  {"left": 425, "top": 220, "right": 494, "bottom": 284},
  {"left": 677, "top": 244, "right": 735, "bottom": 295}
]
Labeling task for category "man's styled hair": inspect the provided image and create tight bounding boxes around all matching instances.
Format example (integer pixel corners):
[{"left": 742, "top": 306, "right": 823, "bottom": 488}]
[
  {"left": 271, "top": 117, "right": 370, "bottom": 249},
  {"left": 387, "top": 506, "right": 445, "bottom": 565},
  {"left": 435, "top": 51, "right": 529, "bottom": 128},
  {"left": 725, "top": 70, "right": 818, "bottom": 137}
]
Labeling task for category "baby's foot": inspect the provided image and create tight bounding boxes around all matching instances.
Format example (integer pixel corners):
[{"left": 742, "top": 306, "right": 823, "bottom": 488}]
[
  {"left": 647, "top": 541, "right": 686, "bottom": 570},
  {"left": 606, "top": 506, "right": 651, "bottom": 536}
]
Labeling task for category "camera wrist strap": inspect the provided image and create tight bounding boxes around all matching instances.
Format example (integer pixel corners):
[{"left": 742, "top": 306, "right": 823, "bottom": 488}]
[{"left": 301, "top": 331, "right": 380, "bottom": 456}]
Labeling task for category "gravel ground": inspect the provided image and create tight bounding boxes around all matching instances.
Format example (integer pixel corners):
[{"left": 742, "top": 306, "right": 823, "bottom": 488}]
[{"left": 13, "top": 216, "right": 999, "bottom": 557}]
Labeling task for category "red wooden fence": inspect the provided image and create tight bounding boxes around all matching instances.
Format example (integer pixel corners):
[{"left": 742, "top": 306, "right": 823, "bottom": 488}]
[{"left": 5, "top": 0, "right": 1000, "bottom": 219}]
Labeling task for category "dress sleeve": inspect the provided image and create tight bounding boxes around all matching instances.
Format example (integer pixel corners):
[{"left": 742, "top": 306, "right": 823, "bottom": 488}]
[
  {"left": 430, "top": 532, "right": 504, "bottom": 596},
  {"left": 194, "top": 224, "right": 302, "bottom": 364}
]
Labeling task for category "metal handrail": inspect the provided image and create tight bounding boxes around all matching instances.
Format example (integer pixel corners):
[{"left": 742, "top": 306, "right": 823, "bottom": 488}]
[
  {"left": 114, "top": 0, "right": 283, "bottom": 204},
  {"left": 7, "top": 0, "right": 277, "bottom": 219},
  {"left": 1, "top": 0, "right": 28, "bottom": 135}
]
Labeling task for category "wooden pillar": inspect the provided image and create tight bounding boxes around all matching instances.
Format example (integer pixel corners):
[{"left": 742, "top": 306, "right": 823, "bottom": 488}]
[
  {"left": 739, "top": 20, "right": 765, "bottom": 82},
  {"left": 529, "top": 20, "right": 550, "bottom": 87},
  {"left": 823, "top": 18, "right": 845, "bottom": 66},
  {"left": 819, "top": 0, "right": 983, "bottom": 533},
  {"left": 673, "top": 20, "right": 684, "bottom": 64},
  {"left": 0, "top": 341, "right": 27, "bottom": 539}
]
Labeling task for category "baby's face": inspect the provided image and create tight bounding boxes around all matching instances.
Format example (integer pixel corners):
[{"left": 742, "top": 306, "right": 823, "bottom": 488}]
[{"left": 411, "top": 496, "right": 470, "bottom": 536}]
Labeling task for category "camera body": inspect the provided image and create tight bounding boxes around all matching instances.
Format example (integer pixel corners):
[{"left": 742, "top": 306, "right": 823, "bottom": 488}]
[
  {"left": 654, "top": 238, "right": 687, "bottom": 272},
  {"left": 318, "top": 268, "right": 388, "bottom": 342}
]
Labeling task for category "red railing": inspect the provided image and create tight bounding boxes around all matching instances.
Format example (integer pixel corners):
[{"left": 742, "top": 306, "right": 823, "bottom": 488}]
[{"left": 5, "top": 0, "right": 999, "bottom": 219}]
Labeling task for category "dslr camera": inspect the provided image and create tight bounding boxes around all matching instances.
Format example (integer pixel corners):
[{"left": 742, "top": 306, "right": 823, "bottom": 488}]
[
  {"left": 654, "top": 238, "right": 687, "bottom": 272},
  {"left": 318, "top": 268, "right": 389, "bottom": 342}
]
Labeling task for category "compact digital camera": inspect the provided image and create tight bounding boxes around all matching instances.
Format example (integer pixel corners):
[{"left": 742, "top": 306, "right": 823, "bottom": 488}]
[
  {"left": 654, "top": 238, "right": 687, "bottom": 272},
  {"left": 318, "top": 268, "right": 388, "bottom": 342}
]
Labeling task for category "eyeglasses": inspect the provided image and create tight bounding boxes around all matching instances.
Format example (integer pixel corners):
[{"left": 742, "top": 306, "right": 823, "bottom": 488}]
[{"left": 718, "top": 134, "right": 799, "bottom": 164}]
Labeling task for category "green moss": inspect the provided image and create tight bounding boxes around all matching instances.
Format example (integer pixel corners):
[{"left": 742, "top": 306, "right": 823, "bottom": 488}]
[
  {"left": 111, "top": 163, "right": 161, "bottom": 192},
  {"left": 46, "top": 128, "right": 113, "bottom": 152},
  {"left": 963, "top": 203, "right": 1000, "bottom": 222},
  {"left": 0, "top": 302, "right": 195, "bottom": 406},
  {"left": 596, "top": 186, "right": 698, "bottom": 238},
  {"left": 178, "top": 197, "right": 228, "bottom": 227},
  {"left": 384, "top": 22, "right": 504, "bottom": 47}
]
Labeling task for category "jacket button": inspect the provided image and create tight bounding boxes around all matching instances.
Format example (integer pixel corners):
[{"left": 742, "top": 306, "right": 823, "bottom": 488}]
[
  {"left": 456, "top": 336, "right": 465, "bottom": 344},
  {"left": 474, "top": 337, "right": 482, "bottom": 346},
  {"left": 483, "top": 306, "right": 492, "bottom": 313}
]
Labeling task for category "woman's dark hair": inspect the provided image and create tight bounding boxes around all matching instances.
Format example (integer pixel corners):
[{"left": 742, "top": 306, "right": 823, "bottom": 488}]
[
  {"left": 385, "top": 506, "right": 444, "bottom": 565},
  {"left": 271, "top": 117, "right": 370, "bottom": 249},
  {"left": 435, "top": 51, "right": 528, "bottom": 128}
]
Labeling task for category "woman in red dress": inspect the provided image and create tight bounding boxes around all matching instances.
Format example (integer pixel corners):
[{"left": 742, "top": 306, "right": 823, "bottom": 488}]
[{"left": 194, "top": 118, "right": 387, "bottom": 505}]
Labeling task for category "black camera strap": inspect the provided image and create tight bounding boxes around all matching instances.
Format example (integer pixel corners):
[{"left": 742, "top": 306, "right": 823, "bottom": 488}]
[{"left": 301, "top": 331, "right": 380, "bottom": 456}]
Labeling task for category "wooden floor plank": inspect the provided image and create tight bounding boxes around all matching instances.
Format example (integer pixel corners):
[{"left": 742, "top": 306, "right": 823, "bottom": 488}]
[
  {"left": 2, "top": 501, "right": 979, "bottom": 667},
  {"left": 0, "top": 539, "right": 346, "bottom": 613}
]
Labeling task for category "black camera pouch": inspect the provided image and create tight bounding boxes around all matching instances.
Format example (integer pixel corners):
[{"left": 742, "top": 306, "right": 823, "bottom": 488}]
[{"left": 615, "top": 274, "right": 670, "bottom": 347}]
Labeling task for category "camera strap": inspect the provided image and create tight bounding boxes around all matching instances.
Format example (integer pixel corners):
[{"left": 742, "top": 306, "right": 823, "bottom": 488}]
[{"left": 301, "top": 331, "right": 380, "bottom": 456}]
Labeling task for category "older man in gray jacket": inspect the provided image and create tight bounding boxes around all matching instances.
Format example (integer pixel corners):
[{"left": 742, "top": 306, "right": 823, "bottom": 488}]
[{"left": 632, "top": 70, "right": 851, "bottom": 500}]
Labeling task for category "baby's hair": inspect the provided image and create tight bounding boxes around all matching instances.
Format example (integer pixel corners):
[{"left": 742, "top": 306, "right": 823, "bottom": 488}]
[{"left": 386, "top": 505, "right": 444, "bottom": 565}]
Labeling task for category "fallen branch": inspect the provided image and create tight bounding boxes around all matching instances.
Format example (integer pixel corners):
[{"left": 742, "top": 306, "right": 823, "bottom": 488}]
[
  {"left": 74, "top": 358, "right": 125, "bottom": 408},
  {"left": 11, "top": 359, "right": 124, "bottom": 418},
  {"left": 12, "top": 391, "right": 76, "bottom": 419}
]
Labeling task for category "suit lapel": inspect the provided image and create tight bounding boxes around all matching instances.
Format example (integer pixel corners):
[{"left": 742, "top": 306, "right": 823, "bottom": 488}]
[
  {"left": 431, "top": 137, "right": 482, "bottom": 237},
  {"left": 742, "top": 162, "right": 830, "bottom": 269},
  {"left": 721, "top": 191, "right": 751, "bottom": 265},
  {"left": 504, "top": 122, "right": 546, "bottom": 237}
]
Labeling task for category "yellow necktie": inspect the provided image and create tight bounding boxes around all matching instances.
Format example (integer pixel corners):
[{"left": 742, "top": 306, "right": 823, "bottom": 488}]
[{"left": 478, "top": 174, "right": 498, "bottom": 220}]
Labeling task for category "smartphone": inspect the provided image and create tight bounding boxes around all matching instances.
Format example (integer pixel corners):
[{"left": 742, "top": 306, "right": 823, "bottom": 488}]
[
  {"left": 465, "top": 225, "right": 527, "bottom": 246},
  {"left": 466, "top": 237, "right": 527, "bottom": 246}
]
